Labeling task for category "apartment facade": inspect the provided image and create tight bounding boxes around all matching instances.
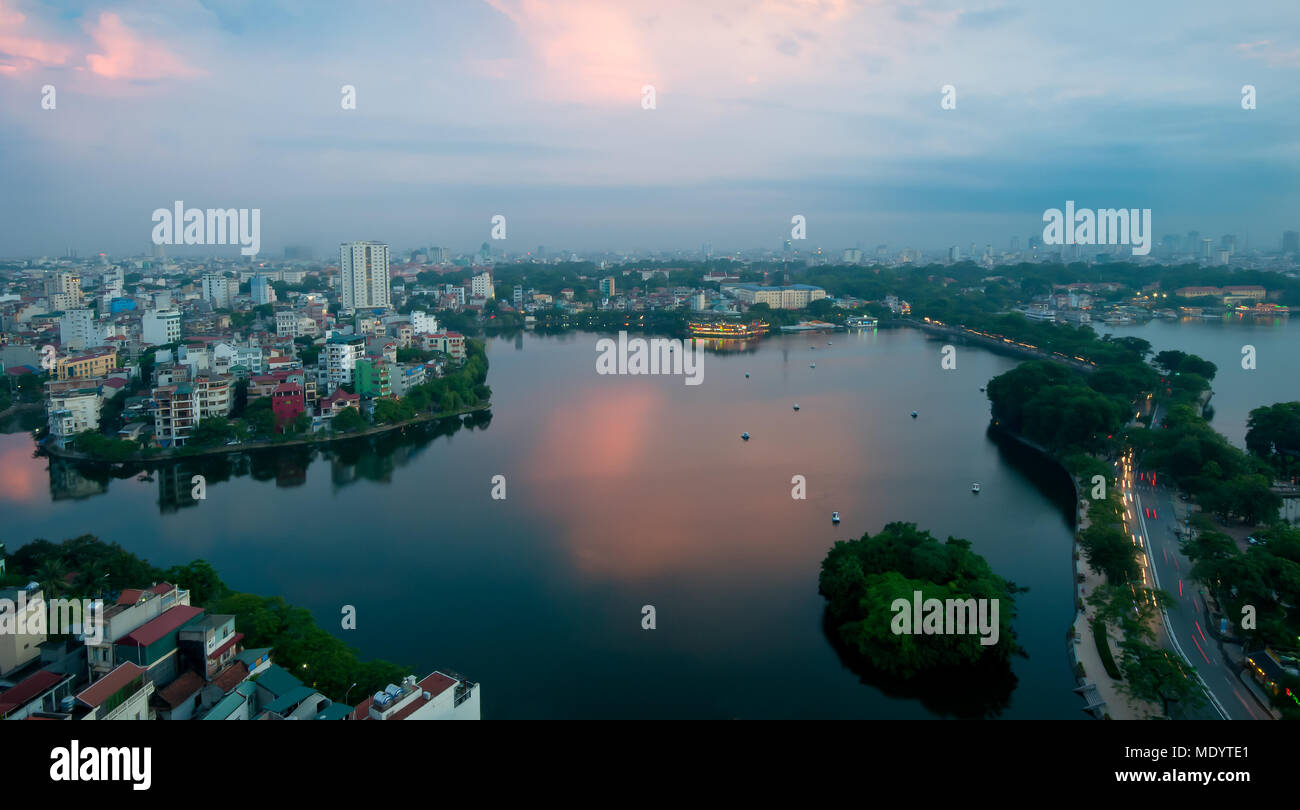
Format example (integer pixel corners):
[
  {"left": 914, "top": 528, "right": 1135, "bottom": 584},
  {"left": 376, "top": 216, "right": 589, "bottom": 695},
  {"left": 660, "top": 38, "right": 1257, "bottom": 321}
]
[{"left": 339, "top": 241, "right": 391, "bottom": 310}]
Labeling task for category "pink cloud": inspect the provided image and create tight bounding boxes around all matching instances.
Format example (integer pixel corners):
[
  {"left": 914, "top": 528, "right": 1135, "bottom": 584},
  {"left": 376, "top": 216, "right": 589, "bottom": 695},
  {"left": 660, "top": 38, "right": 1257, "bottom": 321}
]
[
  {"left": 83, "top": 11, "right": 202, "bottom": 80},
  {"left": 0, "top": 0, "right": 73, "bottom": 74},
  {"left": 480, "top": 0, "right": 904, "bottom": 105}
]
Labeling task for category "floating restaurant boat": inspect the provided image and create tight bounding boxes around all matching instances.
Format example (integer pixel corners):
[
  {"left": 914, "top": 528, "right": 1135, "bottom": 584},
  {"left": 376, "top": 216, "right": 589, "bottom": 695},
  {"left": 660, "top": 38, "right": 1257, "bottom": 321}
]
[
  {"left": 688, "top": 320, "right": 770, "bottom": 338},
  {"left": 832, "top": 512, "right": 840, "bottom": 524},
  {"left": 972, "top": 483, "right": 981, "bottom": 493},
  {"left": 846, "top": 316, "right": 877, "bottom": 329}
]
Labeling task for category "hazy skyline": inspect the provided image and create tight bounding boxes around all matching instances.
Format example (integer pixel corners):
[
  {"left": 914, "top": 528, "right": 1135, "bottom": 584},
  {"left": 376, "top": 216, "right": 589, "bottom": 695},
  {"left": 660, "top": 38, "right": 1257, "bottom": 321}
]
[{"left": 2, "top": 0, "right": 1298, "bottom": 257}]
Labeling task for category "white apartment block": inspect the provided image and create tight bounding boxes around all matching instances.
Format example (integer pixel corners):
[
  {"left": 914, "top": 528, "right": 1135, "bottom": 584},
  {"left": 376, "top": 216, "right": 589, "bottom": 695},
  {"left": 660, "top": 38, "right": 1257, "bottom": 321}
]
[
  {"left": 410, "top": 310, "right": 439, "bottom": 335},
  {"left": 324, "top": 336, "right": 365, "bottom": 392},
  {"left": 152, "top": 374, "right": 233, "bottom": 446},
  {"left": 46, "top": 386, "right": 103, "bottom": 449},
  {"left": 355, "top": 672, "right": 480, "bottom": 720},
  {"left": 339, "top": 241, "right": 391, "bottom": 310},
  {"left": 201, "top": 273, "right": 237, "bottom": 308},
  {"left": 471, "top": 271, "right": 494, "bottom": 300},
  {"left": 59, "top": 309, "right": 104, "bottom": 351},
  {"left": 86, "top": 585, "right": 190, "bottom": 680},
  {"left": 142, "top": 309, "right": 182, "bottom": 345}
]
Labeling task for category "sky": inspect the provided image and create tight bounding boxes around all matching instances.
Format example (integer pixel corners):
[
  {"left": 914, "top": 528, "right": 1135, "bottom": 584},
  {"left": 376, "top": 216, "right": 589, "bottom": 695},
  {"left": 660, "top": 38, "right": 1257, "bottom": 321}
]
[{"left": 1, "top": 0, "right": 1298, "bottom": 258}]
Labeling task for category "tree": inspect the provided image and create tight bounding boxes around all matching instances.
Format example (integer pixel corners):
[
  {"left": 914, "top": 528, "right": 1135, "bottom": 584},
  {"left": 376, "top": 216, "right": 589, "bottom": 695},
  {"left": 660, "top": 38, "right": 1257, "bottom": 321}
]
[
  {"left": 1118, "top": 639, "right": 1207, "bottom": 719},
  {"left": 332, "top": 406, "right": 367, "bottom": 433},
  {"left": 818, "top": 522, "right": 1022, "bottom": 678}
]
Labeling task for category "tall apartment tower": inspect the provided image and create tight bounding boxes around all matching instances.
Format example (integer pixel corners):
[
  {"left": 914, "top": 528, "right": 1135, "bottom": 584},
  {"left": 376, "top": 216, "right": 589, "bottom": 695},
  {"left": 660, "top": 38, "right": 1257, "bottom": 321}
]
[{"left": 339, "top": 241, "right": 391, "bottom": 310}]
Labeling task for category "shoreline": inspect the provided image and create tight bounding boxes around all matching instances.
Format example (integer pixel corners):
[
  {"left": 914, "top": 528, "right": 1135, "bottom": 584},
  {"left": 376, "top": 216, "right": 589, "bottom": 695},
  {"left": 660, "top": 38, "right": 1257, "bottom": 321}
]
[
  {"left": 39, "top": 402, "right": 492, "bottom": 467},
  {"left": 989, "top": 423, "right": 1149, "bottom": 719}
]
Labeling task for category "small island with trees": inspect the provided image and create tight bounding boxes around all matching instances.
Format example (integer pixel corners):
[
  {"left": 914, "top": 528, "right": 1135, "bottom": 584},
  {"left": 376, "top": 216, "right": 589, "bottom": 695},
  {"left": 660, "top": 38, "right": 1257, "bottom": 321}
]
[{"left": 819, "top": 522, "right": 1023, "bottom": 679}]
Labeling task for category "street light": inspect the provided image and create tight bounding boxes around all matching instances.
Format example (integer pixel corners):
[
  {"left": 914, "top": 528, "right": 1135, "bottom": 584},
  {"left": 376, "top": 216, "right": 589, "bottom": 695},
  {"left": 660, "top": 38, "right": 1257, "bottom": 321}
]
[{"left": 344, "top": 682, "right": 358, "bottom": 704}]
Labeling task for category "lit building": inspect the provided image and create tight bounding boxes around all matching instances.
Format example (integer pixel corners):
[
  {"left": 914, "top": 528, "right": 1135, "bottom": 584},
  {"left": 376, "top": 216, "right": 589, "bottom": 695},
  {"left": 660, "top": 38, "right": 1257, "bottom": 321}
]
[{"left": 151, "top": 374, "right": 233, "bottom": 446}]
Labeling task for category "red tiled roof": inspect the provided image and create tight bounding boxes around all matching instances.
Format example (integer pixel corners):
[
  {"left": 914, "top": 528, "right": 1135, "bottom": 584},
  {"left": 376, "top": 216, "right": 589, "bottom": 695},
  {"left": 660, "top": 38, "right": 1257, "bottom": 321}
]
[
  {"left": 156, "top": 671, "right": 204, "bottom": 709},
  {"left": 102, "top": 378, "right": 128, "bottom": 389},
  {"left": 212, "top": 663, "right": 249, "bottom": 694},
  {"left": 149, "top": 582, "right": 175, "bottom": 596},
  {"left": 117, "top": 605, "right": 203, "bottom": 647},
  {"left": 77, "top": 662, "right": 146, "bottom": 708},
  {"left": 0, "top": 670, "right": 67, "bottom": 716}
]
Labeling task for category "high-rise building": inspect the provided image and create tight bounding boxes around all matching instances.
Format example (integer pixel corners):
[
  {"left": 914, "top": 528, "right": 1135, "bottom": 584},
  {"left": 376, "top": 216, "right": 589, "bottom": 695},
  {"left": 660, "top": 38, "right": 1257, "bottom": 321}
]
[
  {"left": 339, "top": 241, "right": 392, "bottom": 310},
  {"left": 599, "top": 276, "right": 617, "bottom": 298},
  {"left": 1283, "top": 231, "right": 1300, "bottom": 254},
  {"left": 1201, "top": 238, "right": 1213, "bottom": 260},
  {"left": 251, "top": 274, "right": 277, "bottom": 305},
  {"left": 1220, "top": 234, "right": 1237, "bottom": 255}
]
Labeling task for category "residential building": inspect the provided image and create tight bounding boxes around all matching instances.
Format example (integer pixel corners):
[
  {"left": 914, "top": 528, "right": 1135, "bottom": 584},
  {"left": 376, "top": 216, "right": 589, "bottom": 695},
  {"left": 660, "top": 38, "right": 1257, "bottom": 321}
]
[
  {"left": 324, "top": 334, "right": 365, "bottom": 392},
  {"left": 271, "top": 382, "right": 305, "bottom": 430},
  {"left": 355, "top": 358, "right": 391, "bottom": 398},
  {"left": 177, "top": 613, "right": 243, "bottom": 681},
  {"left": 55, "top": 348, "right": 117, "bottom": 381},
  {"left": 45, "top": 383, "right": 103, "bottom": 448},
  {"left": 339, "top": 241, "right": 391, "bottom": 310},
  {"left": 76, "top": 661, "right": 154, "bottom": 720},
  {"left": 59, "top": 309, "right": 103, "bottom": 351},
  {"left": 151, "top": 373, "right": 233, "bottom": 446},
  {"left": 350, "top": 671, "right": 480, "bottom": 720},
  {"left": 142, "top": 308, "right": 182, "bottom": 345},
  {"left": 250, "top": 274, "right": 277, "bottom": 305},
  {"left": 87, "top": 584, "right": 191, "bottom": 681},
  {"left": 0, "top": 583, "right": 46, "bottom": 676},
  {"left": 112, "top": 604, "right": 205, "bottom": 686},
  {"left": 471, "top": 271, "right": 494, "bottom": 300}
]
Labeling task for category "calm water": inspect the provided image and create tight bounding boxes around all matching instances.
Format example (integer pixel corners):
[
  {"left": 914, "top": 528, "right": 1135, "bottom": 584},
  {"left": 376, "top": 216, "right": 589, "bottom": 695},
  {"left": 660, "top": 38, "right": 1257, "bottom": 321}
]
[
  {"left": 1102, "top": 316, "right": 1298, "bottom": 447},
  {"left": 2, "top": 328, "right": 1086, "bottom": 718}
]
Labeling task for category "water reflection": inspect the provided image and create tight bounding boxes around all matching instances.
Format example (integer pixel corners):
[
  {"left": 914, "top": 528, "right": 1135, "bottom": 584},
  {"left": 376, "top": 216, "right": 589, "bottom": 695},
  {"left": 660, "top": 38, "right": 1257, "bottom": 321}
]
[{"left": 44, "top": 413, "right": 493, "bottom": 512}]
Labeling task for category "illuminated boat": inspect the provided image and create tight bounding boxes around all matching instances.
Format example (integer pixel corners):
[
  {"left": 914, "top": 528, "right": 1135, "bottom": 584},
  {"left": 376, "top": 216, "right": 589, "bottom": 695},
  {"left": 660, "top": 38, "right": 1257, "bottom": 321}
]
[{"left": 688, "top": 320, "right": 770, "bottom": 338}]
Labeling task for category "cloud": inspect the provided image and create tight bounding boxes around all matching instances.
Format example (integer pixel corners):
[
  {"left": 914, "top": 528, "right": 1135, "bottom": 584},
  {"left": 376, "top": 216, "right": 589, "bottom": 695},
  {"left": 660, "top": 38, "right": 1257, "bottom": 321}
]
[
  {"left": 1234, "top": 40, "right": 1300, "bottom": 68},
  {"left": 0, "top": 0, "right": 72, "bottom": 74},
  {"left": 83, "top": 11, "right": 203, "bottom": 80}
]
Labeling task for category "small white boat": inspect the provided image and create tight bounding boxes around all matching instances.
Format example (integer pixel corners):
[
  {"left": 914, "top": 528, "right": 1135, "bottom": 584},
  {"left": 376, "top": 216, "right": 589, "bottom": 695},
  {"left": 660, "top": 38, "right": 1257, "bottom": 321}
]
[
  {"left": 745, "top": 372, "right": 750, "bottom": 378},
  {"left": 810, "top": 362, "right": 815, "bottom": 368},
  {"left": 832, "top": 511, "right": 840, "bottom": 524},
  {"left": 971, "top": 483, "right": 981, "bottom": 493},
  {"left": 911, "top": 411, "right": 918, "bottom": 418},
  {"left": 793, "top": 404, "right": 800, "bottom": 411},
  {"left": 741, "top": 432, "right": 750, "bottom": 441}
]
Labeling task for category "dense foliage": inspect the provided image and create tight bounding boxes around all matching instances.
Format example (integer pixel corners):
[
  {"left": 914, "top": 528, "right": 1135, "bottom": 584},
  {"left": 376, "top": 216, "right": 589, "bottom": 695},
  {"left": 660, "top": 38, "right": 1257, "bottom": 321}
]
[{"left": 818, "top": 522, "right": 1021, "bottom": 678}]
